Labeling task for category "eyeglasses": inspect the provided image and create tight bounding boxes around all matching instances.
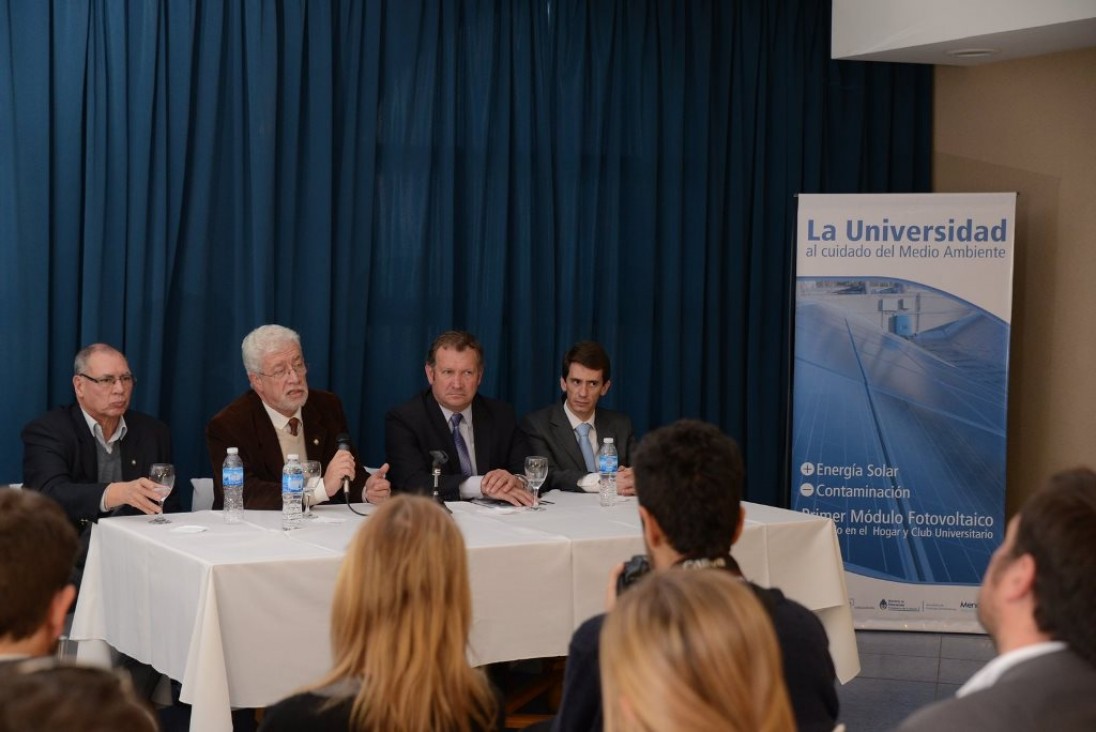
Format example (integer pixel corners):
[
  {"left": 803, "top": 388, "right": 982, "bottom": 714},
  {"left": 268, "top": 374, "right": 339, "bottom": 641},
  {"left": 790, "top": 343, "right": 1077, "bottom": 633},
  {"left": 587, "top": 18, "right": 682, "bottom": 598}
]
[
  {"left": 78, "top": 373, "right": 136, "bottom": 388},
  {"left": 258, "top": 361, "right": 308, "bottom": 380}
]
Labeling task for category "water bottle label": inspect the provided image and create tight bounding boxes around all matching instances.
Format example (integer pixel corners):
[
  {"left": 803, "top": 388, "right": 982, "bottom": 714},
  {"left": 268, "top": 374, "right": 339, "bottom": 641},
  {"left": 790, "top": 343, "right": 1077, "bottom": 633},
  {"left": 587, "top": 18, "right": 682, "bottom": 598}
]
[
  {"left": 282, "top": 473, "right": 304, "bottom": 493},
  {"left": 598, "top": 454, "right": 618, "bottom": 473},
  {"left": 223, "top": 466, "right": 244, "bottom": 486}
]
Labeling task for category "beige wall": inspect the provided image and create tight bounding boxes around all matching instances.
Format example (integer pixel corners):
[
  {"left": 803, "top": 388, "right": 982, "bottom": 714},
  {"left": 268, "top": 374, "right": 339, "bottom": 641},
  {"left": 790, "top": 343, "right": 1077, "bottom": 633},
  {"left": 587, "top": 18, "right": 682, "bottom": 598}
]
[{"left": 934, "top": 47, "right": 1096, "bottom": 514}]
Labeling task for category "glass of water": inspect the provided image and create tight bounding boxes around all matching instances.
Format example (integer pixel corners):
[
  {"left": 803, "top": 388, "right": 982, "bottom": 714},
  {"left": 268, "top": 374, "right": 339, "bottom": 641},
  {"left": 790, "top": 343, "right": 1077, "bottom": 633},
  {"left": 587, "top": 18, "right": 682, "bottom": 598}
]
[
  {"left": 301, "top": 460, "right": 322, "bottom": 519},
  {"left": 524, "top": 456, "right": 549, "bottom": 511},
  {"left": 148, "top": 463, "right": 175, "bottom": 523}
]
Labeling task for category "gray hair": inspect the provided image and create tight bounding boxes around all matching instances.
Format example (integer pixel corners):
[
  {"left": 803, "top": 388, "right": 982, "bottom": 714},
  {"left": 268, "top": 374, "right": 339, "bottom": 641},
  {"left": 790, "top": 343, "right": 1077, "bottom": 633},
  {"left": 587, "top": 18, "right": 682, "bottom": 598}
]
[
  {"left": 73, "top": 344, "right": 124, "bottom": 375},
  {"left": 241, "top": 325, "right": 302, "bottom": 374}
]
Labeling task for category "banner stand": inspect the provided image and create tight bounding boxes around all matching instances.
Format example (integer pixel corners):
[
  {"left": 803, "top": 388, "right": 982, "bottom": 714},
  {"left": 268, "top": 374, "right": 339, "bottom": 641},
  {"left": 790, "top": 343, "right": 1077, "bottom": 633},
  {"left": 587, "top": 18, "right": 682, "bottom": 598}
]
[{"left": 790, "top": 193, "right": 1016, "bottom": 632}]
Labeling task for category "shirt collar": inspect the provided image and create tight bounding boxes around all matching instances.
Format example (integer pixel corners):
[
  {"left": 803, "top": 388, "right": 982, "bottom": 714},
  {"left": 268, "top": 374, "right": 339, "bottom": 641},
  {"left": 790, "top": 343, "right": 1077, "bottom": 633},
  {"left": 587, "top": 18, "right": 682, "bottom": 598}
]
[
  {"left": 956, "top": 641, "right": 1067, "bottom": 697},
  {"left": 563, "top": 400, "right": 595, "bottom": 430},
  {"left": 79, "top": 407, "right": 127, "bottom": 452},
  {"left": 259, "top": 399, "right": 303, "bottom": 432},
  {"left": 438, "top": 404, "right": 473, "bottom": 428}
]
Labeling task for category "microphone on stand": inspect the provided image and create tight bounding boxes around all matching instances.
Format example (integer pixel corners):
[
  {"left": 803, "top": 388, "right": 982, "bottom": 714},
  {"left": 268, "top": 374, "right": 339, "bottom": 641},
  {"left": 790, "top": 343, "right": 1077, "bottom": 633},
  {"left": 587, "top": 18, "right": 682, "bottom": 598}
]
[
  {"left": 429, "top": 450, "right": 452, "bottom": 514},
  {"left": 337, "top": 433, "right": 368, "bottom": 517}
]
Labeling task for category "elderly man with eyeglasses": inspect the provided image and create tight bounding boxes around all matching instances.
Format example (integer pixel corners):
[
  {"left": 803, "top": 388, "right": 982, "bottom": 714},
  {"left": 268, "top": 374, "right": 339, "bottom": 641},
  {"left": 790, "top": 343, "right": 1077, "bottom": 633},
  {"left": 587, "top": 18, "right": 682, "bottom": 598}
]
[
  {"left": 21, "top": 343, "right": 178, "bottom": 585},
  {"left": 205, "top": 324, "right": 391, "bottom": 510}
]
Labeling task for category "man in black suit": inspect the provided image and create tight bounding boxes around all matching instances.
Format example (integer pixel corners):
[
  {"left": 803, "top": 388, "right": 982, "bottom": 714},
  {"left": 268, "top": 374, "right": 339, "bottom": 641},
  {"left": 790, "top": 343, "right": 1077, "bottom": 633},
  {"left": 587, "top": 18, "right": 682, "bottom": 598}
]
[
  {"left": 386, "top": 330, "right": 532, "bottom": 506},
  {"left": 521, "top": 341, "right": 637, "bottom": 494},
  {"left": 897, "top": 468, "right": 1096, "bottom": 732},
  {"left": 552, "top": 420, "right": 839, "bottom": 732},
  {"left": 22, "top": 344, "right": 179, "bottom": 552}
]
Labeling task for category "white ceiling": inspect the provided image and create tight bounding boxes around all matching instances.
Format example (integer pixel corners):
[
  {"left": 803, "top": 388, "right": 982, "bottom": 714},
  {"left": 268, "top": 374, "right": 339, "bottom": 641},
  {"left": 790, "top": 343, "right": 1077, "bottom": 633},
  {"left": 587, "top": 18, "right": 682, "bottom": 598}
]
[{"left": 832, "top": 0, "right": 1096, "bottom": 66}]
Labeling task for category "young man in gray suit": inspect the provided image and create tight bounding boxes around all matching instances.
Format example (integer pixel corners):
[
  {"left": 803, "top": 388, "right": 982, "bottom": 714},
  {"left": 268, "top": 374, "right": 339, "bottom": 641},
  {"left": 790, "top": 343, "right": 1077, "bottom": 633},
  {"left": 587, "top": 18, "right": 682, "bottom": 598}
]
[
  {"left": 521, "top": 341, "right": 637, "bottom": 494},
  {"left": 898, "top": 467, "right": 1096, "bottom": 731}
]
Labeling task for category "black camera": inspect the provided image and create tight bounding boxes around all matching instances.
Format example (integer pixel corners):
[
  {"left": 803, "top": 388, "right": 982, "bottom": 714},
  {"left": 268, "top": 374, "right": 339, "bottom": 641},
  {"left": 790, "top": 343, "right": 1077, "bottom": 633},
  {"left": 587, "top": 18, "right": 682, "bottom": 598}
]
[{"left": 616, "top": 554, "right": 652, "bottom": 595}]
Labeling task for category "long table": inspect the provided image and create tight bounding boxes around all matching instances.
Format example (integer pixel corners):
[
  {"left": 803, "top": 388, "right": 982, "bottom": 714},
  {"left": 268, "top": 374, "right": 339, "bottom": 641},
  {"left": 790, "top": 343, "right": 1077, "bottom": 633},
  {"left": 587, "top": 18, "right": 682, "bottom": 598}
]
[{"left": 71, "top": 492, "right": 859, "bottom": 731}]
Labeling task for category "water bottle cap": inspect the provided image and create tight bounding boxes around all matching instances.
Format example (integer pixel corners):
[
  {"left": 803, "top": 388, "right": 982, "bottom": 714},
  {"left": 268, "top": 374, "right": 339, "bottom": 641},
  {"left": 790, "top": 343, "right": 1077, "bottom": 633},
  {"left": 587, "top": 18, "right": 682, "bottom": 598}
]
[
  {"left": 287, "top": 454, "right": 299, "bottom": 460},
  {"left": 227, "top": 447, "right": 238, "bottom": 455},
  {"left": 603, "top": 438, "right": 614, "bottom": 444}
]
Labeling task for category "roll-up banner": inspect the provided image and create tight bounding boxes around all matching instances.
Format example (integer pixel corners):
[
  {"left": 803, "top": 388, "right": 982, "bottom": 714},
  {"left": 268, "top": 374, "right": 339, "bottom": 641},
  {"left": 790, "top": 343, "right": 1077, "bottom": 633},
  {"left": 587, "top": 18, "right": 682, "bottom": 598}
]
[{"left": 791, "top": 193, "right": 1016, "bottom": 632}]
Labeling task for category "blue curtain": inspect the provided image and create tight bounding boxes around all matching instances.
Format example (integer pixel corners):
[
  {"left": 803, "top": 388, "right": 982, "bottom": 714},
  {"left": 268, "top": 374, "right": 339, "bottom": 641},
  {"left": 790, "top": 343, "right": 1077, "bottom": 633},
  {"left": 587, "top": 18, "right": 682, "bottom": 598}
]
[{"left": 0, "top": 0, "right": 931, "bottom": 507}]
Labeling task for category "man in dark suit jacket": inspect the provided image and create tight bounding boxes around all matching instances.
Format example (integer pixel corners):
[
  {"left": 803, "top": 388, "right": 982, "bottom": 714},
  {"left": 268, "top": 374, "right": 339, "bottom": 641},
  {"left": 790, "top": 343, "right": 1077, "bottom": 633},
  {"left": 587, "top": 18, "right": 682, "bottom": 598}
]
[
  {"left": 551, "top": 420, "right": 839, "bottom": 732},
  {"left": 206, "top": 324, "right": 389, "bottom": 510},
  {"left": 521, "top": 341, "right": 637, "bottom": 494},
  {"left": 386, "top": 331, "right": 532, "bottom": 506},
  {"left": 897, "top": 468, "right": 1096, "bottom": 732},
  {"left": 22, "top": 344, "right": 179, "bottom": 566}
]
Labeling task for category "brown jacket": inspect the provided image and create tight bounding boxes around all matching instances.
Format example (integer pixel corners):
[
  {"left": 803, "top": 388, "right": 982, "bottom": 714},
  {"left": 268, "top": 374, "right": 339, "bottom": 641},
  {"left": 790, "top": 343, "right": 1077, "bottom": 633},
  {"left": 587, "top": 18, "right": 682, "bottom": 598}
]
[{"left": 205, "top": 389, "right": 366, "bottom": 509}]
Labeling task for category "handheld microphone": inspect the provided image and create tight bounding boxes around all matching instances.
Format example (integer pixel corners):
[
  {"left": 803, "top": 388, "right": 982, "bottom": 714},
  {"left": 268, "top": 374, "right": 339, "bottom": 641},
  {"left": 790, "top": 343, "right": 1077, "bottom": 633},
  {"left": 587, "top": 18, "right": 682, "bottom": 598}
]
[{"left": 336, "top": 433, "right": 368, "bottom": 517}]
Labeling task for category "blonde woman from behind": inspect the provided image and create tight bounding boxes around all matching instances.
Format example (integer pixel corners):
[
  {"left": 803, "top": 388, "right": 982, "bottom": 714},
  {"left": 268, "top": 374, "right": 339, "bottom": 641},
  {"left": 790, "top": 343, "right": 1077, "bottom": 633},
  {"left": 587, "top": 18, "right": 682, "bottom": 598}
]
[
  {"left": 260, "top": 494, "right": 500, "bottom": 732},
  {"left": 600, "top": 570, "right": 795, "bottom": 732}
]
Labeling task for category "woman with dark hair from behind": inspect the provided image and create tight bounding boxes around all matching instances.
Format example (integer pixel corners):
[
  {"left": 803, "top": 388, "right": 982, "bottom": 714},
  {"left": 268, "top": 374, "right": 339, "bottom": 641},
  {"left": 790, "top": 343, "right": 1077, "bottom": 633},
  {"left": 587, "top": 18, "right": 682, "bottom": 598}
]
[
  {"left": 600, "top": 570, "right": 795, "bottom": 732},
  {"left": 259, "top": 495, "right": 501, "bottom": 731},
  {"left": 0, "top": 659, "right": 158, "bottom": 732}
]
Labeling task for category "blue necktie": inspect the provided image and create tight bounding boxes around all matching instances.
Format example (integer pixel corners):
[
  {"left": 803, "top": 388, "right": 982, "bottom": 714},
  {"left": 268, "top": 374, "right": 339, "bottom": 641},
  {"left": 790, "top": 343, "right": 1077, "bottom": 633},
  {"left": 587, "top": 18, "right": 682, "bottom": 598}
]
[
  {"left": 450, "top": 413, "right": 474, "bottom": 477},
  {"left": 576, "top": 422, "right": 597, "bottom": 473}
]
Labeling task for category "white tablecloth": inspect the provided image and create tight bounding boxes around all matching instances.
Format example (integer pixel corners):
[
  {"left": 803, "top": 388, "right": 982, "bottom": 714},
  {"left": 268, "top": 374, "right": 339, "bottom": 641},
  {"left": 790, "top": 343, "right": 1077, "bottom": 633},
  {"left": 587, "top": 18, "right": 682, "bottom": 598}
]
[{"left": 71, "top": 493, "right": 859, "bottom": 731}]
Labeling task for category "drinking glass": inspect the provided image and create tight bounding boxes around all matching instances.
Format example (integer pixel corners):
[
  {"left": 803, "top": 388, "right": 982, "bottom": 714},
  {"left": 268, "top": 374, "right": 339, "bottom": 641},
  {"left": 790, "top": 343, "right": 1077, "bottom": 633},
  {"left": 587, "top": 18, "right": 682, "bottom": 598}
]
[
  {"left": 524, "top": 456, "right": 549, "bottom": 511},
  {"left": 148, "top": 463, "right": 175, "bottom": 524},
  {"left": 301, "top": 460, "right": 322, "bottom": 519}
]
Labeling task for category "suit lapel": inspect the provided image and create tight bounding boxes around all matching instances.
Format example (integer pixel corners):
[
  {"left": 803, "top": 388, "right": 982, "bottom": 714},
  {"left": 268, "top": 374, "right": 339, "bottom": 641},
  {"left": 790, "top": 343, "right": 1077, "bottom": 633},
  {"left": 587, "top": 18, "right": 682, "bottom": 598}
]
[
  {"left": 118, "top": 416, "right": 142, "bottom": 480},
  {"left": 301, "top": 399, "right": 328, "bottom": 461},
  {"left": 550, "top": 404, "right": 587, "bottom": 470},
  {"left": 593, "top": 411, "right": 614, "bottom": 446},
  {"left": 470, "top": 396, "right": 491, "bottom": 474},
  {"left": 69, "top": 405, "right": 100, "bottom": 482},
  {"left": 248, "top": 392, "right": 289, "bottom": 478},
  {"left": 424, "top": 391, "right": 462, "bottom": 476}
]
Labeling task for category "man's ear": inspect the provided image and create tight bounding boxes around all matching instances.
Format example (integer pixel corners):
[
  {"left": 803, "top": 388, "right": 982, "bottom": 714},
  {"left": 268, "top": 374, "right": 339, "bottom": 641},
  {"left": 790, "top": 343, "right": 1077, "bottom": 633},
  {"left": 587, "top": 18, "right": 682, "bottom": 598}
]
[
  {"left": 638, "top": 505, "right": 664, "bottom": 549},
  {"left": 730, "top": 506, "right": 746, "bottom": 546},
  {"left": 48, "top": 584, "right": 76, "bottom": 640},
  {"left": 1002, "top": 553, "right": 1037, "bottom": 602}
]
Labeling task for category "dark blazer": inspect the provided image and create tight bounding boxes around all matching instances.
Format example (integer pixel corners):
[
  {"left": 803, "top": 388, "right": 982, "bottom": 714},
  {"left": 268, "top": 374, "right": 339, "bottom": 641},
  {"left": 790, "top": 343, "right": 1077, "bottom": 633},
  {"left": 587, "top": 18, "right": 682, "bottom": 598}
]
[
  {"left": 205, "top": 389, "right": 366, "bottom": 510},
  {"left": 520, "top": 402, "right": 637, "bottom": 493},
  {"left": 552, "top": 562, "right": 839, "bottom": 732},
  {"left": 896, "top": 648, "right": 1096, "bottom": 732},
  {"left": 259, "top": 684, "right": 506, "bottom": 732},
  {"left": 22, "top": 404, "right": 177, "bottom": 526},
  {"left": 22, "top": 404, "right": 176, "bottom": 588},
  {"left": 385, "top": 389, "right": 529, "bottom": 501}
]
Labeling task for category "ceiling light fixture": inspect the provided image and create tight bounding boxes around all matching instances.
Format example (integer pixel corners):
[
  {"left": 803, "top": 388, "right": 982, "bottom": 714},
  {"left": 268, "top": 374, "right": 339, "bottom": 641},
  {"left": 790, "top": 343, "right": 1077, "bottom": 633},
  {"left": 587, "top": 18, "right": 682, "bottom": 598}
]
[{"left": 945, "top": 48, "right": 999, "bottom": 59}]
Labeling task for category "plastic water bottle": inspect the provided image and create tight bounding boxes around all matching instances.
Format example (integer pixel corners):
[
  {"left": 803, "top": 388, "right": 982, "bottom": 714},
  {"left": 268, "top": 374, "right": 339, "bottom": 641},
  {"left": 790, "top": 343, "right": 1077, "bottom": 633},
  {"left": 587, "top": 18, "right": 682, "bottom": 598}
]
[
  {"left": 282, "top": 454, "right": 304, "bottom": 530},
  {"left": 597, "top": 438, "right": 618, "bottom": 507},
  {"left": 222, "top": 447, "right": 244, "bottom": 524}
]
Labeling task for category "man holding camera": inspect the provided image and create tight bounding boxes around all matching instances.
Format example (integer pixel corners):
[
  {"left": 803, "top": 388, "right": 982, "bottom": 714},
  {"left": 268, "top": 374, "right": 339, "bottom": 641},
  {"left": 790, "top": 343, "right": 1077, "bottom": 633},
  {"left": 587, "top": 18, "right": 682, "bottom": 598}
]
[{"left": 551, "top": 420, "right": 839, "bottom": 732}]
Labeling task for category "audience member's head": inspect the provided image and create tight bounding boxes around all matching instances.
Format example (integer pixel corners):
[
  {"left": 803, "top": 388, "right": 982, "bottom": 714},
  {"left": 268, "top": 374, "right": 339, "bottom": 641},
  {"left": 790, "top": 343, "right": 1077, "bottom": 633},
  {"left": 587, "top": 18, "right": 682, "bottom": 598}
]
[
  {"left": 0, "top": 659, "right": 157, "bottom": 732},
  {"left": 0, "top": 490, "right": 79, "bottom": 657},
  {"left": 600, "top": 570, "right": 794, "bottom": 732},
  {"left": 321, "top": 495, "right": 496, "bottom": 730},
  {"left": 632, "top": 419, "right": 744, "bottom": 567},
  {"left": 978, "top": 467, "right": 1096, "bottom": 663}
]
